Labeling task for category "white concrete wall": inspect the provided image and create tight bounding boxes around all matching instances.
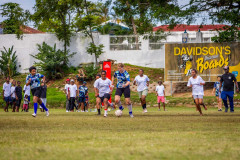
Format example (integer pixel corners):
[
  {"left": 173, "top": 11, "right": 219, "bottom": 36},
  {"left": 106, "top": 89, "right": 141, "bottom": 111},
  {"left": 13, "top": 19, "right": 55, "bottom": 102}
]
[{"left": 0, "top": 30, "right": 218, "bottom": 73}]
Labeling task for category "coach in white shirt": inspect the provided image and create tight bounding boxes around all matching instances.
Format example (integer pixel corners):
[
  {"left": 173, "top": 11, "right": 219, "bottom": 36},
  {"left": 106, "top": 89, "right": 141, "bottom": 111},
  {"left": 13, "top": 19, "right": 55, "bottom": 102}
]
[
  {"left": 187, "top": 69, "right": 206, "bottom": 116},
  {"left": 133, "top": 69, "right": 150, "bottom": 113},
  {"left": 94, "top": 70, "right": 113, "bottom": 117}
]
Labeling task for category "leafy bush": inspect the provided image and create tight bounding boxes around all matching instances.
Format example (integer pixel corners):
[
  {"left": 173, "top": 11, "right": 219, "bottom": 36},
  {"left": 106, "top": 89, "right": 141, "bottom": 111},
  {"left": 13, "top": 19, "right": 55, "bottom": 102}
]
[
  {"left": 0, "top": 46, "right": 18, "bottom": 77},
  {"left": 31, "top": 42, "right": 76, "bottom": 80},
  {"left": 83, "top": 64, "right": 100, "bottom": 80}
]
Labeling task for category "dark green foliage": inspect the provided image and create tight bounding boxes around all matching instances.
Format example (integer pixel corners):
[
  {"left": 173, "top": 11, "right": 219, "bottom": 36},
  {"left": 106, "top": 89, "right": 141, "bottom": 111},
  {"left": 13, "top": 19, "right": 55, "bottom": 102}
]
[
  {"left": 86, "top": 43, "right": 104, "bottom": 64},
  {"left": 83, "top": 64, "right": 100, "bottom": 80},
  {"left": 183, "top": 0, "right": 240, "bottom": 42},
  {"left": 31, "top": 42, "right": 76, "bottom": 80},
  {"left": 0, "top": 2, "right": 30, "bottom": 39},
  {"left": 211, "top": 26, "right": 240, "bottom": 42},
  {"left": 0, "top": 46, "right": 18, "bottom": 77}
]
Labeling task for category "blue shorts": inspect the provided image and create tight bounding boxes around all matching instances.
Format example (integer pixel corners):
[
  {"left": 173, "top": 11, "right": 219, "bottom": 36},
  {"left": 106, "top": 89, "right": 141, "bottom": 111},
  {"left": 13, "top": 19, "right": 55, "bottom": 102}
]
[
  {"left": 78, "top": 97, "right": 86, "bottom": 103},
  {"left": 221, "top": 91, "right": 234, "bottom": 101},
  {"left": 4, "top": 96, "right": 11, "bottom": 102},
  {"left": 28, "top": 96, "right": 30, "bottom": 102}
]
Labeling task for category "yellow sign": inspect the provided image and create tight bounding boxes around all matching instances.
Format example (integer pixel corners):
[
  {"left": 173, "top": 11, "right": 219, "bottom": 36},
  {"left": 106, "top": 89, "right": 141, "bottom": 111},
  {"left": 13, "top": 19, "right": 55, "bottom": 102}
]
[{"left": 165, "top": 43, "right": 240, "bottom": 82}]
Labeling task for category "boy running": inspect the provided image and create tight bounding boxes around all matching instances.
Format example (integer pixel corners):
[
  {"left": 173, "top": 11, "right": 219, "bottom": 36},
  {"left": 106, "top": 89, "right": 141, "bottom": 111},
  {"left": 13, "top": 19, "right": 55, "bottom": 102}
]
[
  {"left": 133, "top": 69, "right": 150, "bottom": 113},
  {"left": 94, "top": 70, "right": 113, "bottom": 117},
  {"left": 3, "top": 76, "right": 11, "bottom": 112},
  {"left": 26, "top": 66, "right": 49, "bottom": 117},
  {"left": 156, "top": 81, "right": 166, "bottom": 111},
  {"left": 112, "top": 63, "right": 134, "bottom": 118}
]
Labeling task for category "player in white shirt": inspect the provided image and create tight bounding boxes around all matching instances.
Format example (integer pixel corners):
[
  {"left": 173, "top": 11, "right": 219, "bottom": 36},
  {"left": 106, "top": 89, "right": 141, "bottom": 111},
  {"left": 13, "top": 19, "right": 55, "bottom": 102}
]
[
  {"left": 23, "top": 84, "right": 31, "bottom": 112},
  {"left": 68, "top": 79, "right": 78, "bottom": 112},
  {"left": 3, "top": 76, "right": 11, "bottom": 112},
  {"left": 64, "top": 79, "right": 70, "bottom": 112},
  {"left": 133, "top": 69, "right": 150, "bottom": 113},
  {"left": 155, "top": 81, "right": 166, "bottom": 111},
  {"left": 187, "top": 69, "right": 206, "bottom": 116},
  {"left": 10, "top": 80, "right": 17, "bottom": 112},
  {"left": 94, "top": 70, "right": 113, "bottom": 117}
]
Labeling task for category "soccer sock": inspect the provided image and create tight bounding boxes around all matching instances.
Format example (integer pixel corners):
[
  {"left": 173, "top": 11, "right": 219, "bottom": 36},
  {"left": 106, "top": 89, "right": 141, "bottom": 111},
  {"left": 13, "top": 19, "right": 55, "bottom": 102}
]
[
  {"left": 98, "top": 109, "right": 101, "bottom": 114},
  {"left": 128, "top": 104, "right": 133, "bottom": 115},
  {"left": 104, "top": 109, "right": 108, "bottom": 114},
  {"left": 34, "top": 103, "right": 38, "bottom": 114},
  {"left": 118, "top": 101, "right": 124, "bottom": 110},
  {"left": 40, "top": 102, "right": 48, "bottom": 112}
]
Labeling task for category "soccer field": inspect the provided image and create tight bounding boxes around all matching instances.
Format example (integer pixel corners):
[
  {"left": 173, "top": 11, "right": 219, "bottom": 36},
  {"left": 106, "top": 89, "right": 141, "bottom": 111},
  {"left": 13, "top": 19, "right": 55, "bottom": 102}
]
[{"left": 1, "top": 107, "right": 240, "bottom": 160}]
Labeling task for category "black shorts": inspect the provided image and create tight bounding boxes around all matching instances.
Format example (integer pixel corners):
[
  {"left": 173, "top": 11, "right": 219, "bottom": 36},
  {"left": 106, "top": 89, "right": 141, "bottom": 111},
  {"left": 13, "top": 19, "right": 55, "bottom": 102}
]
[
  {"left": 31, "top": 87, "right": 42, "bottom": 98},
  {"left": 99, "top": 93, "right": 111, "bottom": 103},
  {"left": 115, "top": 87, "right": 130, "bottom": 98},
  {"left": 16, "top": 98, "right": 22, "bottom": 107}
]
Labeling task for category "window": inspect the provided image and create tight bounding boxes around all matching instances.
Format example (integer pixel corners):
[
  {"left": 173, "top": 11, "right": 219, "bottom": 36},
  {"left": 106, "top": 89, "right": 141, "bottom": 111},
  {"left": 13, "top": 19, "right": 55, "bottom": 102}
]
[
  {"left": 203, "top": 38, "right": 210, "bottom": 42},
  {"left": 110, "top": 36, "right": 142, "bottom": 50},
  {"left": 149, "top": 35, "right": 164, "bottom": 50}
]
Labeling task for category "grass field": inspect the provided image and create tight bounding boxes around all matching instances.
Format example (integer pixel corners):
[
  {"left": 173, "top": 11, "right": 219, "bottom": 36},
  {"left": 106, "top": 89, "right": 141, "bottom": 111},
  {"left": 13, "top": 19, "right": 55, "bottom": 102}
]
[{"left": 1, "top": 107, "right": 240, "bottom": 160}]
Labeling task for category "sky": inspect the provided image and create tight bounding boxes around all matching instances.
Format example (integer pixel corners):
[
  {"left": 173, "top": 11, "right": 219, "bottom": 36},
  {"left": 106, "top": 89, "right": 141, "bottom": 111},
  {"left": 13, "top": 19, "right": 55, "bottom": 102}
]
[{"left": 0, "top": 0, "right": 213, "bottom": 28}]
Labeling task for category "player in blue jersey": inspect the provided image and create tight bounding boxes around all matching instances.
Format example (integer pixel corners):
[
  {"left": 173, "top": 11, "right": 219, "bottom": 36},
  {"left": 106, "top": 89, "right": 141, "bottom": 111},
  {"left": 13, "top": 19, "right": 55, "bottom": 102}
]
[
  {"left": 212, "top": 76, "right": 223, "bottom": 111},
  {"left": 26, "top": 66, "right": 49, "bottom": 117},
  {"left": 78, "top": 81, "right": 88, "bottom": 112},
  {"left": 112, "top": 63, "right": 133, "bottom": 118}
]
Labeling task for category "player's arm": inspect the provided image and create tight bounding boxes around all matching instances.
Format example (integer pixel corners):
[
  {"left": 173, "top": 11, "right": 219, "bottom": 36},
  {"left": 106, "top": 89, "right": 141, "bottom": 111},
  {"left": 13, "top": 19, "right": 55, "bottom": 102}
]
[
  {"left": 26, "top": 76, "right": 31, "bottom": 86},
  {"left": 219, "top": 77, "right": 223, "bottom": 93},
  {"left": 42, "top": 75, "right": 46, "bottom": 83},
  {"left": 200, "top": 77, "right": 205, "bottom": 85},
  {"left": 147, "top": 80, "right": 150, "bottom": 87},
  {"left": 94, "top": 80, "right": 99, "bottom": 97},
  {"left": 212, "top": 87, "right": 216, "bottom": 95},
  {"left": 109, "top": 81, "right": 114, "bottom": 95},
  {"left": 2, "top": 85, "right": 5, "bottom": 100},
  {"left": 187, "top": 80, "right": 192, "bottom": 88},
  {"left": 111, "top": 75, "right": 115, "bottom": 86},
  {"left": 15, "top": 89, "right": 18, "bottom": 100},
  {"left": 234, "top": 77, "right": 239, "bottom": 93}
]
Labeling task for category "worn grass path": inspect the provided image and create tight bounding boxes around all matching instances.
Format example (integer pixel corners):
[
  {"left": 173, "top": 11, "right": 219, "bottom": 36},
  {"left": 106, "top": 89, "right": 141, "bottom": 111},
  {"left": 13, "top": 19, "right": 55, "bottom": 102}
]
[{"left": 0, "top": 107, "right": 240, "bottom": 160}]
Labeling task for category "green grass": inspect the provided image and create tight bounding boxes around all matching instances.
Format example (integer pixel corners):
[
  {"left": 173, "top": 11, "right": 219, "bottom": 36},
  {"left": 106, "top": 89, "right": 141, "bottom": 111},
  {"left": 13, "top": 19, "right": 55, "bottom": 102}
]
[{"left": 1, "top": 107, "right": 240, "bottom": 160}]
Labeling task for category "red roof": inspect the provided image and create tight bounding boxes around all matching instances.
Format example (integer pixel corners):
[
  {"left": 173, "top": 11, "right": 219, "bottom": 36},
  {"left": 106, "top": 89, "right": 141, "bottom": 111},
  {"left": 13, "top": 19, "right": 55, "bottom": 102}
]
[
  {"left": 153, "top": 24, "right": 233, "bottom": 32},
  {"left": 20, "top": 25, "right": 45, "bottom": 34},
  {"left": 0, "top": 24, "right": 44, "bottom": 34}
]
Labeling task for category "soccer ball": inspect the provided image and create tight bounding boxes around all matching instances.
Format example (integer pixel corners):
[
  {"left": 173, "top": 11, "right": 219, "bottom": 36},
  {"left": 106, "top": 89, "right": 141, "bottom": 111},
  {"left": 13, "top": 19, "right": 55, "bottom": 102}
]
[{"left": 115, "top": 110, "right": 122, "bottom": 117}]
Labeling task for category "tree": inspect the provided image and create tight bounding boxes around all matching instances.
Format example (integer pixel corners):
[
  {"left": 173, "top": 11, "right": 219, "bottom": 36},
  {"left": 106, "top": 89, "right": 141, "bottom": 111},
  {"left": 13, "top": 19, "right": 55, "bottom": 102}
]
[
  {"left": 112, "top": 0, "right": 181, "bottom": 48},
  {"left": 31, "top": 42, "right": 75, "bottom": 80},
  {"left": 0, "top": 46, "right": 18, "bottom": 77},
  {"left": 32, "top": 0, "right": 78, "bottom": 56},
  {"left": 0, "top": 2, "right": 30, "bottom": 39},
  {"left": 182, "top": 0, "right": 240, "bottom": 42},
  {"left": 74, "top": 0, "right": 106, "bottom": 65}
]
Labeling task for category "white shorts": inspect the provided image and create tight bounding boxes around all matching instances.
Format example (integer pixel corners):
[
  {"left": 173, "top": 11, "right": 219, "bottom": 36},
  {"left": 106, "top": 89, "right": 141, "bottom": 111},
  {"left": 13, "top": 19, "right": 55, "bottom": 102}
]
[{"left": 193, "top": 95, "right": 203, "bottom": 100}]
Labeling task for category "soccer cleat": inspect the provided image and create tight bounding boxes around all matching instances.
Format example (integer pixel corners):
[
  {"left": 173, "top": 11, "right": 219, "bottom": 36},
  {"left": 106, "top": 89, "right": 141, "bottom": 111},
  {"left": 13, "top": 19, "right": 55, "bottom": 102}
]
[
  {"left": 158, "top": 109, "right": 161, "bottom": 111},
  {"left": 32, "top": 113, "right": 37, "bottom": 117},
  {"left": 66, "top": 110, "right": 69, "bottom": 112},
  {"left": 143, "top": 109, "right": 148, "bottom": 113},
  {"left": 129, "top": 114, "right": 134, "bottom": 118},
  {"left": 218, "top": 109, "right": 222, "bottom": 111},
  {"left": 81, "top": 110, "right": 84, "bottom": 112},
  {"left": 85, "top": 110, "right": 88, "bottom": 112},
  {"left": 46, "top": 111, "right": 49, "bottom": 117}
]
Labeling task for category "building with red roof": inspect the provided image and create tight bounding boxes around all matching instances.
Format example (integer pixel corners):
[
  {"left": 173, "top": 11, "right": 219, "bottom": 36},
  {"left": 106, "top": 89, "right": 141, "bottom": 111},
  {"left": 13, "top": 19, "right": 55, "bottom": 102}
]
[
  {"left": 0, "top": 24, "right": 44, "bottom": 34},
  {"left": 153, "top": 24, "right": 234, "bottom": 32}
]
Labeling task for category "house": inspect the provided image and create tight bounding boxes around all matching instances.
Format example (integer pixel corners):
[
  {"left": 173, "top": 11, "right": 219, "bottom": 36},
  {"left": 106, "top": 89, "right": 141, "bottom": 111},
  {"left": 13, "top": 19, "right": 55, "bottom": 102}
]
[{"left": 0, "top": 24, "right": 44, "bottom": 34}]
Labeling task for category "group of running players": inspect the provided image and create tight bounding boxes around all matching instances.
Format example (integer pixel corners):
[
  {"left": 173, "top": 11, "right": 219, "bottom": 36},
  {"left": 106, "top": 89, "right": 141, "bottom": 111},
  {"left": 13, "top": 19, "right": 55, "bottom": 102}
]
[{"left": 2, "top": 63, "right": 239, "bottom": 118}]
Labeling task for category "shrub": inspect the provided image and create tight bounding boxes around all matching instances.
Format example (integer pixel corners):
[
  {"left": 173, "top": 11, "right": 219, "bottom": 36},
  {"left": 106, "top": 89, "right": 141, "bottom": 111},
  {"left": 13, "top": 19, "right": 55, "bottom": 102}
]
[
  {"left": 0, "top": 46, "right": 18, "bottom": 77},
  {"left": 31, "top": 42, "right": 76, "bottom": 80},
  {"left": 83, "top": 64, "right": 100, "bottom": 80}
]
